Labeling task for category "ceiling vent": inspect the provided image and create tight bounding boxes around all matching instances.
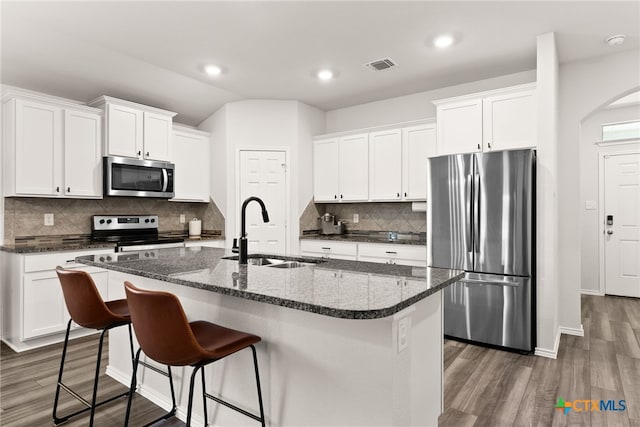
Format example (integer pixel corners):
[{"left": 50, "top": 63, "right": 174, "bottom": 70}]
[{"left": 363, "top": 58, "right": 397, "bottom": 72}]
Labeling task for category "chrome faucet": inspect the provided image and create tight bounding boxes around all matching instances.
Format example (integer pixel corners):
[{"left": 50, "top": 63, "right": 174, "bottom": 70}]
[{"left": 239, "top": 196, "right": 270, "bottom": 264}]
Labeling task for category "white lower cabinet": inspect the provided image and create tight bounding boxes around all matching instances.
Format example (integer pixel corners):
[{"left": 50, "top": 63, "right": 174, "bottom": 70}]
[
  {"left": 300, "top": 239, "right": 426, "bottom": 267},
  {"left": 300, "top": 240, "right": 357, "bottom": 260},
  {"left": 357, "top": 243, "right": 427, "bottom": 267},
  {"left": 2, "top": 248, "right": 112, "bottom": 351}
]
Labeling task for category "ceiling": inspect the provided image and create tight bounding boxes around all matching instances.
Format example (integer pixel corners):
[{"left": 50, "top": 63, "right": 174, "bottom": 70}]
[{"left": 2, "top": 1, "right": 639, "bottom": 126}]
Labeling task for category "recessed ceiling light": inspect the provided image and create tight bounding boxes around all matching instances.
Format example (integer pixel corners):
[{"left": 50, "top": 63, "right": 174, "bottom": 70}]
[
  {"left": 605, "top": 34, "right": 626, "bottom": 47},
  {"left": 433, "top": 34, "right": 454, "bottom": 49},
  {"left": 317, "top": 69, "right": 334, "bottom": 81},
  {"left": 204, "top": 64, "right": 222, "bottom": 76}
]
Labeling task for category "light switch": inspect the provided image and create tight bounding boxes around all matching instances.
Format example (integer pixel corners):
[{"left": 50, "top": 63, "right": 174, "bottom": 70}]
[{"left": 585, "top": 200, "right": 597, "bottom": 210}]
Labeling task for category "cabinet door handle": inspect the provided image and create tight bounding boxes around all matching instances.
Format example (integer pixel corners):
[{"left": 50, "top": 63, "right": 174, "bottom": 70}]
[
  {"left": 477, "top": 143, "right": 481, "bottom": 150},
  {"left": 404, "top": 192, "right": 407, "bottom": 197},
  {"left": 137, "top": 150, "right": 141, "bottom": 157},
  {"left": 334, "top": 195, "right": 337, "bottom": 199},
  {"left": 55, "top": 186, "right": 60, "bottom": 193},
  {"left": 385, "top": 251, "right": 397, "bottom": 254},
  {"left": 321, "top": 247, "right": 331, "bottom": 250},
  {"left": 488, "top": 142, "right": 492, "bottom": 149},
  {"left": 67, "top": 187, "right": 71, "bottom": 193},
  {"left": 340, "top": 194, "right": 343, "bottom": 199},
  {"left": 146, "top": 151, "right": 150, "bottom": 157},
  {"left": 397, "top": 192, "right": 400, "bottom": 198},
  {"left": 65, "top": 259, "right": 75, "bottom": 263}
]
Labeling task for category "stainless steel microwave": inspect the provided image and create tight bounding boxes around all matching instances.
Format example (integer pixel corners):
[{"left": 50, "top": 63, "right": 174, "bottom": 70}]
[{"left": 104, "top": 156, "right": 175, "bottom": 198}]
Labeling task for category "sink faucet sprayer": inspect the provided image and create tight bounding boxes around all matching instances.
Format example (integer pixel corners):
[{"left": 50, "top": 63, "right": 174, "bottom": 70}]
[{"left": 239, "top": 196, "right": 270, "bottom": 264}]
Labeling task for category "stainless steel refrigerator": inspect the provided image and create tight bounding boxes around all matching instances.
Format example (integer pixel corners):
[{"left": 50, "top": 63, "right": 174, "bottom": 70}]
[{"left": 427, "top": 149, "right": 535, "bottom": 353}]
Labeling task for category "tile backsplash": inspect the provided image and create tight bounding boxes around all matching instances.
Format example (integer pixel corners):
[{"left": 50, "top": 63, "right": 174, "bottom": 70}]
[
  {"left": 3, "top": 196, "right": 225, "bottom": 244},
  {"left": 300, "top": 200, "right": 426, "bottom": 234}
]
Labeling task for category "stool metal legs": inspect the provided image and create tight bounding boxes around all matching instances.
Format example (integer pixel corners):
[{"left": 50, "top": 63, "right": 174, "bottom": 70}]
[
  {"left": 52, "top": 320, "right": 135, "bottom": 426},
  {"left": 124, "top": 348, "right": 177, "bottom": 427},
  {"left": 187, "top": 344, "right": 266, "bottom": 427}
]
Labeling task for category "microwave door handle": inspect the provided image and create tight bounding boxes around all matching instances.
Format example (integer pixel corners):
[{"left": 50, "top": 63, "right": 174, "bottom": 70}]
[{"left": 162, "top": 168, "right": 168, "bottom": 192}]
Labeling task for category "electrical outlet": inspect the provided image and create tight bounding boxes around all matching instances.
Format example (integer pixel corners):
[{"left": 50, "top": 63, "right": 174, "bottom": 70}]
[
  {"left": 353, "top": 213, "right": 359, "bottom": 224},
  {"left": 179, "top": 214, "right": 186, "bottom": 224},
  {"left": 44, "top": 213, "right": 54, "bottom": 226},
  {"left": 398, "top": 317, "right": 410, "bottom": 353}
]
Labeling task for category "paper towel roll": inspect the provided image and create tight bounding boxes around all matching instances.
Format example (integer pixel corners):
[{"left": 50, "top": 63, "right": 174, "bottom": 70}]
[{"left": 189, "top": 218, "right": 202, "bottom": 236}]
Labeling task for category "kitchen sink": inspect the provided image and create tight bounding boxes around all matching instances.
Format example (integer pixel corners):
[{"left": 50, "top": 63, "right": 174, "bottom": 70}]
[
  {"left": 265, "top": 261, "right": 314, "bottom": 269},
  {"left": 222, "top": 254, "right": 325, "bottom": 268}
]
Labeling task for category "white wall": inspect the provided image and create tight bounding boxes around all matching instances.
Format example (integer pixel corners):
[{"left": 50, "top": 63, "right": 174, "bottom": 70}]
[
  {"left": 535, "top": 33, "right": 560, "bottom": 356},
  {"left": 201, "top": 104, "right": 228, "bottom": 217},
  {"left": 294, "top": 102, "right": 326, "bottom": 253},
  {"left": 326, "top": 70, "right": 535, "bottom": 133},
  {"left": 558, "top": 48, "right": 640, "bottom": 331},
  {"left": 580, "top": 105, "right": 640, "bottom": 294},
  {"left": 199, "top": 100, "right": 325, "bottom": 253}
]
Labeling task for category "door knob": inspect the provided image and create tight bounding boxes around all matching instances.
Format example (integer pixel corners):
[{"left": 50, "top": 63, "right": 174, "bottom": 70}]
[{"left": 606, "top": 230, "right": 614, "bottom": 235}]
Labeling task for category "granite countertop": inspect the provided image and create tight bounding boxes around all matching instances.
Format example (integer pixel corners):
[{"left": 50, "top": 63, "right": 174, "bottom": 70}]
[
  {"left": 1, "top": 232, "right": 224, "bottom": 254},
  {"left": 77, "top": 247, "right": 462, "bottom": 320},
  {"left": 301, "top": 231, "right": 426, "bottom": 246},
  {"left": 0, "top": 236, "right": 116, "bottom": 253}
]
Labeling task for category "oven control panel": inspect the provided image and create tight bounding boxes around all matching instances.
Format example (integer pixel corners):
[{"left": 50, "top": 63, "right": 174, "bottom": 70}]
[{"left": 92, "top": 215, "right": 159, "bottom": 231}]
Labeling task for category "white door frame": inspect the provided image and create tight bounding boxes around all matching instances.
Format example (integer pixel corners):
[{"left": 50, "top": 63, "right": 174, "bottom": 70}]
[
  {"left": 598, "top": 146, "right": 640, "bottom": 294},
  {"left": 235, "top": 146, "right": 291, "bottom": 255}
]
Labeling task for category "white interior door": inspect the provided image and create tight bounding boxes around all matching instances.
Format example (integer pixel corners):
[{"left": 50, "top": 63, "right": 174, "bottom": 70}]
[
  {"left": 604, "top": 152, "right": 640, "bottom": 297},
  {"left": 239, "top": 150, "right": 287, "bottom": 255}
]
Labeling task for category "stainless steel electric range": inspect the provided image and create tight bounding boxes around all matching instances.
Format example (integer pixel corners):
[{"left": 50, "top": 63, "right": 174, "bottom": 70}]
[{"left": 91, "top": 214, "right": 185, "bottom": 252}]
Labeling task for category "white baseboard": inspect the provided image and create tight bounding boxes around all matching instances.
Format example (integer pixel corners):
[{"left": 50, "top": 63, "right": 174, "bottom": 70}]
[
  {"left": 581, "top": 289, "right": 604, "bottom": 296},
  {"left": 559, "top": 325, "right": 584, "bottom": 337},
  {"left": 534, "top": 328, "right": 561, "bottom": 359},
  {"left": 106, "top": 365, "right": 206, "bottom": 427},
  {"left": 534, "top": 324, "right": 585, "bottom": 359}
]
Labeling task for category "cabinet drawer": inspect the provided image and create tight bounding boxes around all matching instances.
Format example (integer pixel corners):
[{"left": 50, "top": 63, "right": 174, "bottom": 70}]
[
  {"left": 300, "top": 240, "right": 357, "bottom": 258},
  {"left": 358, "top": 243, "right": 426, "bottom": 261},
  {"left": 24, "top": 249, "right": 113, "bottom": 272}
]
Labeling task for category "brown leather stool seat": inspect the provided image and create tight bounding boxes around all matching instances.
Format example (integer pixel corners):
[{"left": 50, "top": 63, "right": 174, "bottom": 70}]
[
  {"left": 53, "top": 267, "right": 136, "bottom": 427},
  {"left": 123, "top": 281, "right": 266, "bottom": 427}
]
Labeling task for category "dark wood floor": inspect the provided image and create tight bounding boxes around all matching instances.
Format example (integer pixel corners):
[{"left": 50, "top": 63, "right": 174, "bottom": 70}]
[
  {"left": 440, "top": 294, "right": 640, "bottom": 426},
  {"left": 1, "top": 294, "right": 638, "bottom": 426},
  {"left": 0, "top": 334, "right": 182, "bottom": 427}
]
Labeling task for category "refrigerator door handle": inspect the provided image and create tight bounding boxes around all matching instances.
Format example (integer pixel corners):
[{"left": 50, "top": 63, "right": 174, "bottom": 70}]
[
  {"left": 459, "top": 278, "right": 519, "bottom": 287},
  {"left": 465, "top": 174, "right": 472, "bottom": 252},
  {"left": 473, "top": 172, "right": 480, "bottom": 255}
]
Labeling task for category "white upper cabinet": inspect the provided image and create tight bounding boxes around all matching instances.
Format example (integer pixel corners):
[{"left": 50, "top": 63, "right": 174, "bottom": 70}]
[
  {"left": 338, "top": 133, "right": 369, "bottom": 201},
  {"left": 2, "top": 91, "right": 102, "bottom": 198},
  {"left": 313, "top": 120, "right": 435, "bottom": 203},
  {"left": 313, "top": 134, "right": 368, "bottom": 202},
  {"left": 402, "top": 123, "right": 437, "bottom": 201},
  {"left": 64, "top": 109, "right": 102, "bottom": 198},
  {"left": 369, "top": 128, "right": 402, "bottom": 201},
  {"left": 171, "top": 125, "right": 210, "bottom": 202},
  {"left": 434, "top": 83, "right": 536, "bottom": 155},
  {"left": 143, "top": 111, "right": 173, "bottom": 161},
  {"left": 105, "top": 103, "right": 143, "bottom": 158},
  {"left": 13, "top": 99, "right": 63, "bottom": 196},
  {"left": 435, "top": 98, "right": 483, "bottom": 155},
  {"left": 482, "top": 88, "right": 536, "bottom": 151},
  {"left": 90, "top": 96, "right": 176, "bottom": 162},
  {"left": 313, "top": 138, "right": 340, "bottom": 202}
]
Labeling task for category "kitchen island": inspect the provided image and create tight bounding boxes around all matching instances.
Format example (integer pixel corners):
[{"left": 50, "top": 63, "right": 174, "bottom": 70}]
[{"left": 78, "top": 246, "right": 462, "bottom": 427}]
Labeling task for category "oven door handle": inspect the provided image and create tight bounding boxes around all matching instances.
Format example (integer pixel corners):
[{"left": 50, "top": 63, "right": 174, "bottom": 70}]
[{"left": 162, "top": 168, "right": 169, "bottom": 192}]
